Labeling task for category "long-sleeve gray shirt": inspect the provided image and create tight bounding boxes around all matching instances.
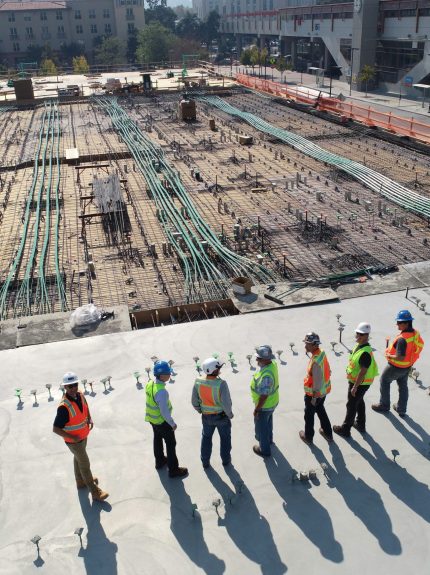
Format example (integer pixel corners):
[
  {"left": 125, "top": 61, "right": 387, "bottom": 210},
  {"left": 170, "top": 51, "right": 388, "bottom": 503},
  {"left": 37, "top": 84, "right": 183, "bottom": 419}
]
[
  {"left": 154, "top": 386, "right": 176, "bottom": 428},
  {"left": 191, "top": 377, "right": 234, "bottom": 418}
]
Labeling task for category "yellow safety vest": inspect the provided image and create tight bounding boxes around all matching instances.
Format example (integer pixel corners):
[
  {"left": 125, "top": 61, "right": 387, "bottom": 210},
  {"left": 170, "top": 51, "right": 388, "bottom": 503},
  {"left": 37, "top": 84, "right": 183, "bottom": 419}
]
[
  {"left": 250, "top": 361, "right": 279, "bottom": 409},
  {"left": 145, "top": 380, "right": 172, "bottom": 425}
]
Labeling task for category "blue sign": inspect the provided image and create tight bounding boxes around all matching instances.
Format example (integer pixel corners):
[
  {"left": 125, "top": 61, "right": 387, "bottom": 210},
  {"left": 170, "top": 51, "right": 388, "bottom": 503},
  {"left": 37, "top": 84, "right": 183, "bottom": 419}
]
[{"left": 403, "top": 75, "right": 413, "bottom": 87}]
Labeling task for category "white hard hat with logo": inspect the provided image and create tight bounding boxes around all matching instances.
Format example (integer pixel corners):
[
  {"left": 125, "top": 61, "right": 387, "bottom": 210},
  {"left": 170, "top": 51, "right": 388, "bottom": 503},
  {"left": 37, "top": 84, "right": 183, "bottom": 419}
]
[
  {"left": 62, "top": 372, "right": 79, "bottom": 386},
  {"left": 355, "top": 322, "right": 371, "bottom": 334},
  {"left": 201, "top": 357, "right": 224, "bottom": 375}
]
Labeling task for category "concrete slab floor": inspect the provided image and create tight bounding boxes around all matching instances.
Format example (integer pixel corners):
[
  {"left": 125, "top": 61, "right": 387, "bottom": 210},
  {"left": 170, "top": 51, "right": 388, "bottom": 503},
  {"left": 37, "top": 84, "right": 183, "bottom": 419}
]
[{"left": 0, "top": 288, "right": 429, "bottom": 574}]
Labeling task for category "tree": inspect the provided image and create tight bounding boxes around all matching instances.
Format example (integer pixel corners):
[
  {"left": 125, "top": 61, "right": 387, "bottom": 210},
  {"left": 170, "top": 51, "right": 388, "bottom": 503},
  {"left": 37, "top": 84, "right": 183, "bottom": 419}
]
[
  {"left": 358, "top": 64, "right": 375, "bottom": 97},
  {"left": 202, "top": 11, "right": 220, "bottom": 46},
  {"left": 145, "top": 6, "right": 176, "bottom": 32},
  {"left": 94, "top": 36, "right": 126, "bottom": 66},
  {"left": 136, "top": 22, "right": 173, "bottom": 65},
  {"left": 176, "top": 13, "right": 202, "bottom": 41},
  {"left": 240, "top": 48, "right": 251, "bottom": 72},
  {"left": 146, "top": 0, "right": 167, "bottom": 9},
  {"left": 276, "top": 56, "right": 292, "bottom": 83},
  {"left": 250, "top": 46, "right": 259, "bottom": 75},
  {"left": 73, "top": 55, "right": 89, "bottom": 73},
  {"left": 127, "top": 29, "right": 138, "bottom": 63},
  {"left": 259, "top": 46, "right": 268, "bottom": 78},
  {"left": 59, "top": 42, "right": 85, "bottom": 65},
  {"left": 40, "top": 58, "right": 57, "bottom": 75}
]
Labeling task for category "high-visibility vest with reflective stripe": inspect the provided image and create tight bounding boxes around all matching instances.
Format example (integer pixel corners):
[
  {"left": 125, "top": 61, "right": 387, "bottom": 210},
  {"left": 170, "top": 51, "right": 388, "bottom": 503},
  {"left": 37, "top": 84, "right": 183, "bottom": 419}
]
[
  {"left": 303, "top": 349, "right": 331, "bottom": 397},
  {"left": 346, "top": 344, "right": 378, "bottom": 385},
  {"left": 250, "top": 361, "right": 279, "bottom": 409},
  {"left": 60, "top": 393, "right": 90, "bottom": 443},
  {"left": 145, "top": 380, "right": 172, "bottom": 425},
  {"left": 387, "top": 330, "right": 424, "bottom": 368},
  {"left": 194, "top": 377, "right": 223, "bottom": 414}
]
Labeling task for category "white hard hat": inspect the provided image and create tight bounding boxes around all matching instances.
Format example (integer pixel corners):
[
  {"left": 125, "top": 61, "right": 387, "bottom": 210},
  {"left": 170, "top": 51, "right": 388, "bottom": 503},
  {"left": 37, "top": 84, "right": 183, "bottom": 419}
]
[
  {"left": 255, "top": 345, "right": 275, "bottom": 360},
  {"left": 355, "top": 322, "right": 371, "bottom": 334},
  {"left": 201, "top": 357, "right": 224, "bottom": 375},
  {"left": 62, "top": 372, "right": 79, "bottom": 386}
]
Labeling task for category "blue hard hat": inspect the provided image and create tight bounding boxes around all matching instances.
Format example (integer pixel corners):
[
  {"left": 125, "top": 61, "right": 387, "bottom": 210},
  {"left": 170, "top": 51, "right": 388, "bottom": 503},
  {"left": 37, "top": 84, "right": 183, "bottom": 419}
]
[
  {"left": 396, "top": 310, "right": 414, "bottom": 322},
  {"left": 153, "top": 360, "right": 172, "bottom": 377}
]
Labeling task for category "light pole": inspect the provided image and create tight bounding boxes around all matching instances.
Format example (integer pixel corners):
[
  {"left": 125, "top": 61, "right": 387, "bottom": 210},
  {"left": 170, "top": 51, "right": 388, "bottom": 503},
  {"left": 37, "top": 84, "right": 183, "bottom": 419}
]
[{"left": 349, "top": 47, "right": 359, "bottom": 96}]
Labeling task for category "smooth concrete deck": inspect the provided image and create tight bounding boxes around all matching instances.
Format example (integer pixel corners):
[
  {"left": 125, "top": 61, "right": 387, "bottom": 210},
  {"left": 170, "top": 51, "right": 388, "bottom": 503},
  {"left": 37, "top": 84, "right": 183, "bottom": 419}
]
[{"left": 0, "top": 287, "right": 429, "bottom": 574}]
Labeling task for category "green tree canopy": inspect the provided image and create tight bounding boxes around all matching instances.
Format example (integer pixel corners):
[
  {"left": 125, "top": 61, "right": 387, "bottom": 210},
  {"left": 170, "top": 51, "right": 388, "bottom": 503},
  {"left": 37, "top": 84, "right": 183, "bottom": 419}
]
[
  {"left": 145, "top": 5, "right": 176, "bottom": 32},
  {"left": 240, "top": 48, "right": 251, "bottom": 67},
  {"left": 175, "top": 13, "right": 202, "bottom": 40},
  {"left": 202, "top": 10, "right": 220, "bottom": 46},
  {"left": 94, "top": 36, "right": 126, "bottom": 66},
  {"left": 73, "top": 55, "right": 89, "bottom": 74},
  {"left": 358, "top": 64, "right": 376, "bottom": 96},
  {"left": 60, "top": 42, "right": 85, "bottom": 65},
  {"left": 40, "top": 58, "right": 57, "bottom": 75},
  {"left": 136, "top": 22, "right": 173, "bottom": 64}
]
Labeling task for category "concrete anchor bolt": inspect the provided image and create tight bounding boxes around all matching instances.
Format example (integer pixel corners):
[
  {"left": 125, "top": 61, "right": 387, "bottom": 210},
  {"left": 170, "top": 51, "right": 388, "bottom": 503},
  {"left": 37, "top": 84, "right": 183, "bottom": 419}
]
[
  {"left": 414, "top": 371, "right": 420, "bottom": 382},
  {"left": 88, "top": 381, "right": 94, "bottom": 394},
  {"left": 212, "top": 498, "right": 222, "bottom": 516},
  {"left": 336, "top": 314, "right": 342, "bottom": 323},
  {"left": 276, "top": 350, "right": 283, "bottom": 360},
  {"left": 330, "top": 341, "right": 337, "bottom": 351},
  {"left": 31, "top": 389, "right": 38, "bottom": 406},
  {"left": 74, "top": 527, "right": 84, "bottom": 547},
  {"left": 15, "top": 388, "right": 23, "bottom": 406},
  {"left": 151, "top": 356, "right": 159, "bottom": 363},
  {"left": 133, "top": 372, "right": 141, "bottom": 385},
  {"left": 419, "top": 302, "right": 426, "bottom": 311},
  {"left": 246, "top": 354, "right": 253, "bottom": 366},
  {"left": 338, "top": 326, "right": 344, "bottom": 343},
  {"left": 289, "top": 342, "right": 295, "bottom": 353},
  {"left": 145, "top": 367, "right": 151, "bottom": 380},
  {"left": 100, "top": 378, "right": 109, "bottom": 393},
  {"left": 45, "top": 383, "right": 53, "bottom": 401},
  {"left": 31, "top": 535, "right": 41, "bottom": 555}
]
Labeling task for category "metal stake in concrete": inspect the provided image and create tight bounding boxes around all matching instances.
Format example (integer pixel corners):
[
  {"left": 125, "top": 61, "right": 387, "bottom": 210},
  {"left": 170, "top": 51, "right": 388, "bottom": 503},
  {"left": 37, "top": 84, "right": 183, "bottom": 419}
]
[
  {"left": 74, "top": 527, "right": 84, "bottom": 548},
  {"left": 145, "top": 367, "right": 151, "bottom": 380},
  {"left": 88, "top": 381, "right": 94, "bottom": 394},
  {"left": 45, "top": 384, "right": 53, "bottom": 401},
  {"left": 227, "top": 352, "right": 235, "bottom": 367},
  {"left": 336, "top": 314, "right": 342, "bottom": 323},
  {"left": 289, "top": 342, "right": 295, "bottom": 353},
  {"left": 81, "top": 379, "right": 88, "bottom": 393},
  {"left": 212, "top": 498, "right": 221, "bottom": 516},
  {"left": 133, "top": 372, "right": 141, "bottom": 385},
  {"left": 15, "top": 388, "right": 23, "bottom": 407},
  {"left": 330, "top": 341, "right": 337, "bottom": 351},
  {"left": 338, "top": 326, "right": 344, "bottom": 343},
  {"left": 31, "top": 535, "right": 41, "bottom": 555},
  {"left": 31, "top": 389, "right": 38, "bottom": 406},
  {"left": 100, "top": 378, "right": 108, "bottom": 393}
]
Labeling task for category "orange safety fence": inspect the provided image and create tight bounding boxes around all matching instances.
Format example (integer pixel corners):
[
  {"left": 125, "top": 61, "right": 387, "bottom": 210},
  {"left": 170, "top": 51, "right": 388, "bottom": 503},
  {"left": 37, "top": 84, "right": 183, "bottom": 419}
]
[{"left": 236, "top": 73, "right": 430, "bottom": 146}]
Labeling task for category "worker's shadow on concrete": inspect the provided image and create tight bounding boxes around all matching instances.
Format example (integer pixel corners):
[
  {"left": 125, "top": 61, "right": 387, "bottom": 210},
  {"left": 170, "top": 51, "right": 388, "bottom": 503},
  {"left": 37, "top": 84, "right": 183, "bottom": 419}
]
[
  {"left": 388, "top": 412, "right": 430, "bottom": 458},
  {"left": 351, "top": 434, "right": 430, "bottom": 523},
  {"left": 313, "top": 443, "right": 401, "bottom": 555},
  {"left": 159, "top": 473, "right": 226, "bottom": 575},
  {"left": 205, "top": 465, "right": 287, "bottom": 575},
  {"left": 266, "top": 445, "right": 343, "bottom": 563},
  {"left": 78, "top": 491, "right": 118, "bottom": 575}
]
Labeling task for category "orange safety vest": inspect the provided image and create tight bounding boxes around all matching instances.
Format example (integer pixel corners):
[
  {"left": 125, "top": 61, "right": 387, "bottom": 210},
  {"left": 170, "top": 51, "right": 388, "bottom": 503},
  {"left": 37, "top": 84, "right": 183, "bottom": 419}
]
[
  {"left": 194, "top": 377, "right": 223, "bottom": 414},
  {"left": 387, "top": 330, "right": 424, "bottom": 368},
  {"left": 303, "top": 349, "right": 331, "bottom": 397},
  {"left": 60, "top": 392, "right": 91, "bottom": 443}
]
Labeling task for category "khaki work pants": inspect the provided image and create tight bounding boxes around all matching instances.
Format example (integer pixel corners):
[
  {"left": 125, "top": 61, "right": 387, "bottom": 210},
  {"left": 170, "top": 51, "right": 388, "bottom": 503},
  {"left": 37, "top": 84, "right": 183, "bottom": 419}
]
[{"left": 66, "top": 438, "right": 97, "bottom": 493}]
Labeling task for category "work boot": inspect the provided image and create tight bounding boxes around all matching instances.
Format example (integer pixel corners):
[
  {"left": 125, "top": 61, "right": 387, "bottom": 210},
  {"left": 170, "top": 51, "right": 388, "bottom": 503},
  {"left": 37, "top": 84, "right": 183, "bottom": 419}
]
[
  {"left": 253, "top": 445, "right": 270, "bottom": 457},
  {"left": 333, "top": 425, "right": 351, "bottom": 438},
  {"left": 371, "top": 403, "right": 390, "bottom": 413},
  {"left": 299, "top": 430, "right": 312, "bottom": 445},
  {"left": 76, "top": 477, "right": 98, "bottom": 489},
  {"left": 169, "top": 467, "right": 188, "bottom": 478},
  {"left": 393, "top": 404, "right": 406, "bottom": 417},
  {"left": 319, "top": 428, "right": 334, "bottom": 442},
  {"left": 92, "top": 487, "right": 109, "bottom": 501}
]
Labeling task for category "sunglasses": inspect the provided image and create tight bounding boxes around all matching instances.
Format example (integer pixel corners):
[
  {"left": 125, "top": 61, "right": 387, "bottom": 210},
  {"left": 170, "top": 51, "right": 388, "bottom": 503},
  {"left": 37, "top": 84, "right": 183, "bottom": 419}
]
[{"left": 65, "top": 383, "right": 79, "bottom": 388}]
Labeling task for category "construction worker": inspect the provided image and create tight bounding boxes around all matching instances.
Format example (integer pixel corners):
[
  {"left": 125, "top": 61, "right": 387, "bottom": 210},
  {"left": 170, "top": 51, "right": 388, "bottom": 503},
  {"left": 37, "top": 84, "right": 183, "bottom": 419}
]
[
  {"left": 145, "top": 360, "right": 188, "bottom": 478},
  {"left": 372, "top": 310, "right": 424, "bottom": 417},
  {"left": 251, "top": 345, "right": 279, "bottom": 457},
  {"left": 333, "top": 322, "right": 378, "bottom": 437},
  {"left": 191, "top": 357, "right": 234, "bottom": 468},
  {"left": 53, "top": 372, "right": 109, "bottom": 501},
  {"left": 299, "top": 332, "right": 333, "bottom": 445}
]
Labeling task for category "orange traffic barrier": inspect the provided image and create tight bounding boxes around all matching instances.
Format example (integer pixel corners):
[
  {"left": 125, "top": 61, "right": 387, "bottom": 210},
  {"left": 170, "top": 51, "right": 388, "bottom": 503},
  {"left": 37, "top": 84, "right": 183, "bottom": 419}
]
[{"left": 236, "top": 73, "right": 430, "bottom": 146}]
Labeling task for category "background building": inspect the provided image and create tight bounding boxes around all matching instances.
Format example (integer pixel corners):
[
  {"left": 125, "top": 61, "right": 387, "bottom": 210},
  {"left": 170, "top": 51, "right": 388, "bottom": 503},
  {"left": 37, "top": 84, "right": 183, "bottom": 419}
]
[
  {"left": 0, "top": 0, "right": 145, "bottom": 66},
  {"left": 216, "top": 0, "right": 430, "bottom": 95}
]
